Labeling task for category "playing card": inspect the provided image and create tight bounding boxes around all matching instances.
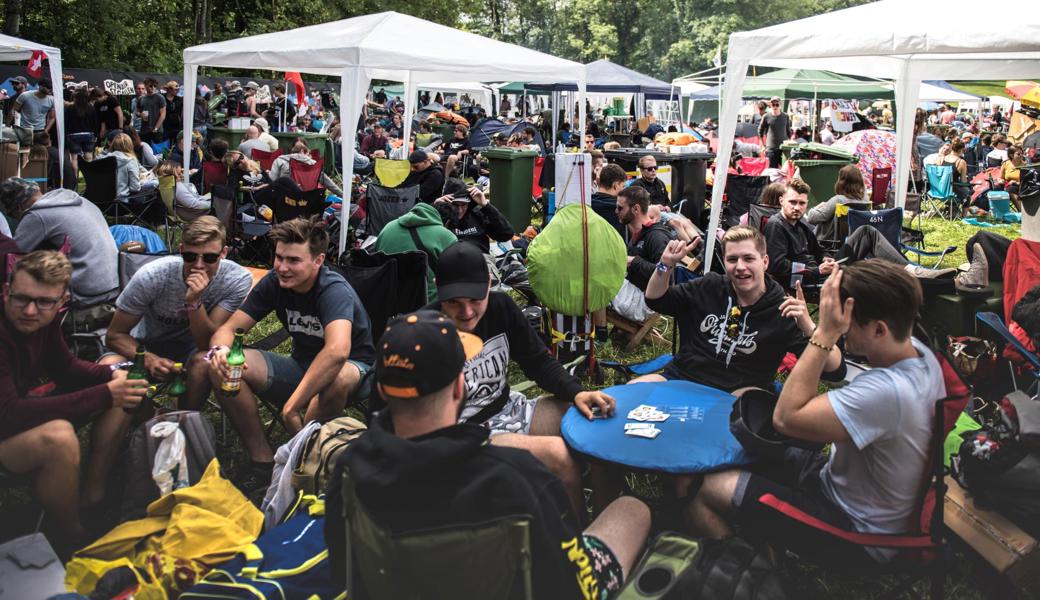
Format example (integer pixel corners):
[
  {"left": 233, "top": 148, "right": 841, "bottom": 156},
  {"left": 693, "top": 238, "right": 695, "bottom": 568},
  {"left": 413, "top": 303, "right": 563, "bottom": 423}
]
[
  {"left": 625, "top": 426, "right": 661, "bottom": 439},
  {"left": 624, "top": 423, "right": 654, "bottom": 431},
  {"left": 644, "top": 413, "right": 669, "bottom": 422}
]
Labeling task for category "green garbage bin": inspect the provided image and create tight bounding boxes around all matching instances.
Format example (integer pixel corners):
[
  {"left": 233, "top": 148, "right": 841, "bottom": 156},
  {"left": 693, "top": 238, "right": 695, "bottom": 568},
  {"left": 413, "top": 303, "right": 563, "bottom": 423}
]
[
  {"left": 485, "top": 148, "right": 537, "bottom": 231},
  {"left": 209, "top": 127, "right": 248, "bottom": 152},
  {"left": 788, "top": 143, "right": 858, "bottom": 206}
]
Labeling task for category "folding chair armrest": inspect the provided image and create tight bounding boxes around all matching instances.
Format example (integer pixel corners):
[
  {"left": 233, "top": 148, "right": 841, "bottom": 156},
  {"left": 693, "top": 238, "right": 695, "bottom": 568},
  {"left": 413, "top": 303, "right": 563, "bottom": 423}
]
[{"left": 757, "top": 494, "right": 935, "bottom": 549}]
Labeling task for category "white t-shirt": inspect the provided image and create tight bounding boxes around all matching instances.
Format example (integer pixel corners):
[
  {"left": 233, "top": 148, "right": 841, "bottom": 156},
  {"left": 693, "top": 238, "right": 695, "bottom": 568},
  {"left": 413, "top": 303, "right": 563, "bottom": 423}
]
[{"left": 821, "top": 337, "right": 945, "bottom": 563}]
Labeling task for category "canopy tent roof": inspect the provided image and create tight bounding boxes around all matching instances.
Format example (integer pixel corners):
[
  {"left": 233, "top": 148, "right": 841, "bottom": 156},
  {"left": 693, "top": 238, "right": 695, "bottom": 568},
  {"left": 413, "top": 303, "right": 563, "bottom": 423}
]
[
  {"left": 0, "top": 34, "right": 65, "bottom": 183},
  {"left": 526, "top": 59, "right": 673, "bottom": 98},
  {"left": 689, "top": 68, "right": 893, "bottom": 101},
  {"left": 704, "top": 0, "right": 1040, "bottom": 270},
  {"left": 948, "top": 80, "right": 1016, "bottom": 100},
  {"left": 918, "top": 80, "right": 980, "bottom": 102}
]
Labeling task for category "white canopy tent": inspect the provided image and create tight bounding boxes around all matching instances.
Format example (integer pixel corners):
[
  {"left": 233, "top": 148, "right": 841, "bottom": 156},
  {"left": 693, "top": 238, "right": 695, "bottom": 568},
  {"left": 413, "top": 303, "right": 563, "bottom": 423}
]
[
  {"left": 705, "top": 0, "right": 1040, "bottom": 269},
  {"left": 915, "top": 81, "right": 980, "bottom": 103},
  {"left": 0, "top": 34, "right": 65, "bottom": 184},
  {"left": 182, "top": 11, "right": 587, "bottom": 256}
]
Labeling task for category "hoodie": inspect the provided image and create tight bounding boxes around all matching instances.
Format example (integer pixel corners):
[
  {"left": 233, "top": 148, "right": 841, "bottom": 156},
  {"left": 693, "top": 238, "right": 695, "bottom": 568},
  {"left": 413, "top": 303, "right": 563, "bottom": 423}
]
[
  {"left": 374, "top": 203, "right": 457, "bottom": 301},
  {"left": 435, "top": 201, "right": 514, "bottom": 254},
  {"left": 626, "top": 220, "right": 674, "bottom": 290},
  {"left": 105, "top": 150, "right": 142, "bottom": 199},
  {"left": 14, "top": 189, "right": 118, "bottom": 302},
  {"left": 591, "top": 191, "right": 624, "bottom": 239},
  {"left": 646, "top": 272, "right": 844, "bottom": 391},
  {"left": 268, "top": 152, "right": 344, "bottom": 196},
  {"left": 325, "top": 410, "right": 602, "bottom": 599}
]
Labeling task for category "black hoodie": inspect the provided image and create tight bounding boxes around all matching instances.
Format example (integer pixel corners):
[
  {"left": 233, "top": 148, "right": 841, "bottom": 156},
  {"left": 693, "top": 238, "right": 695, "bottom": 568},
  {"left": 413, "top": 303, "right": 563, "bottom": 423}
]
[
  {"left": 326, "top": 411, "right": 598, "bottom": 599},
  {"left": 626, "top": 220, "right": 674, "bottom": 290},
  {"left": 646, "top": 272, "right": 844, "bottom": 391},
  {"left": 435, "top": 201, "right": 515, "bottom": 254}
]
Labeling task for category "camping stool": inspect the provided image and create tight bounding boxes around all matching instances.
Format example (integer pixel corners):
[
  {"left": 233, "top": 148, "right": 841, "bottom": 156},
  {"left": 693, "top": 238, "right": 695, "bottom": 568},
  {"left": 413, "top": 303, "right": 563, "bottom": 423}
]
[{"left": 606, "top": 310, "right": 666, "bottom": 352}]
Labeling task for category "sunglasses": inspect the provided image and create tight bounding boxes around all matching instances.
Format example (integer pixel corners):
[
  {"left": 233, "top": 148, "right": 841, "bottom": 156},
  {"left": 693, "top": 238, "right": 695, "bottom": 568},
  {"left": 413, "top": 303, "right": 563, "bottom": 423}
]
[
  {"left": 8, "top": 292, "right": 63, "bottom": 311},
  {"left": 181, "top": 251, "right": 221, "bottom": 264},
  {"left": 641, "top": 166, "right": 657, "bottom": 172}
]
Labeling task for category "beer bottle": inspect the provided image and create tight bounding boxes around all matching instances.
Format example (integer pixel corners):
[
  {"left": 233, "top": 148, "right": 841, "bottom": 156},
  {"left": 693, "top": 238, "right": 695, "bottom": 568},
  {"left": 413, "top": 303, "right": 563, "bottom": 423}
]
[
  {"left": 222, "top": 329, "right": 247, "bottom": 397},
  {"left": 167, "top": 362, "right": 187, "bottom": 403},
  {"left": 125, "top": 345, "right": 150, "bottom": 414}
]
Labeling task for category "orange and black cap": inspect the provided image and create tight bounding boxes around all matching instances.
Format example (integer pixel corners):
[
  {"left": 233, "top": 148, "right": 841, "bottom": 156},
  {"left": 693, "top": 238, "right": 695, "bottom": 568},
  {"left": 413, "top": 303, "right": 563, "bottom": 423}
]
[{"left": 376, "top": 310, "right": 482, "bottom": 400}]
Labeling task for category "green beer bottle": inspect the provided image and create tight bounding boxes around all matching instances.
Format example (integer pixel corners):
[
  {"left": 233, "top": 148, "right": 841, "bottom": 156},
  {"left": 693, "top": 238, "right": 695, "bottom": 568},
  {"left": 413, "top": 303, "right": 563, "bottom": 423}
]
[
  {"left": 222, "top": 329, "right": 247, "bottom": 397},
  {"left": 125, "top": 345, "right": 150, "bottom": 413},
  {"left": 167, "top": 362, "right": 187, "bottom": 403}
]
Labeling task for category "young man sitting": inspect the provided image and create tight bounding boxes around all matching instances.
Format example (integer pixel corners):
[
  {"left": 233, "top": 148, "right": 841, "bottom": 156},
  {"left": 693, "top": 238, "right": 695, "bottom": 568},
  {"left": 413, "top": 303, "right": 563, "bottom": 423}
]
[
  {"left": 0, "top": 251, "right": 147, "bottom": 538},
  {"left": 591, "top": 163, "right": 627, "bottom": 239},
  {"left": 617, "top": 186, "right": 675, "bottom": 290},
  {"left": 335, "top": 309, "right": 650, "bottom": 598},
  {"left": 681, "top": 261, "right": 946, "bottom": 565},
  {"left": 424, "top": 242, "right": 615, "bottom": 517},
  {"left": 637, "top": 226, "right": 845, "bottom": 391},
  {"left": 209, "top": 216, "right": 375, "bottom": 493},
  {"left": 100, "top": 217, "right": 252, "bottom": 409}
]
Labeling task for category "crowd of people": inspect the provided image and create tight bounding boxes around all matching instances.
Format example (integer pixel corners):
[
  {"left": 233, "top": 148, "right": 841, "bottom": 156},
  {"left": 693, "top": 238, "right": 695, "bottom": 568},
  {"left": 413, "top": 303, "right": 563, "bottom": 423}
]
[{"left": 0, "top": 72, "right": 1035, "bottom": 598}]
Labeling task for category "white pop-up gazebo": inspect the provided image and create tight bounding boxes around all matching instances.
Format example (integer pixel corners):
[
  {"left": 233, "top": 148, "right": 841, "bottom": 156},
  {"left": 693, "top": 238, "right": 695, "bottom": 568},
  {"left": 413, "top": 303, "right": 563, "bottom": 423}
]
[
  {"left": 182, "top": 11, "right": 587, "bottom": 256},
  {"left": 705, "top": 0, "right": 1040, "bottom": 268},
  {"left": 0, "top": 34, "right": 65, "bottom": 183}
]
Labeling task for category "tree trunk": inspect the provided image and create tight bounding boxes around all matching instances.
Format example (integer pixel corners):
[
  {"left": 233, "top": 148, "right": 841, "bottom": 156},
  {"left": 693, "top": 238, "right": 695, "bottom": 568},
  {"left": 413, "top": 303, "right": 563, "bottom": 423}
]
[{"left": 4, "top": 0, "right": 22, "bottom": 36}]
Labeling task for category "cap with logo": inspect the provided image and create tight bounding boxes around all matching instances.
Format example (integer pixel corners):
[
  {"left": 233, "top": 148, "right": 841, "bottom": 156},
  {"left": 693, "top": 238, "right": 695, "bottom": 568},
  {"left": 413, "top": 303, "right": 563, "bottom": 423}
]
[{"left": 376, "top": 310, "right": 482, "bottom": 399}]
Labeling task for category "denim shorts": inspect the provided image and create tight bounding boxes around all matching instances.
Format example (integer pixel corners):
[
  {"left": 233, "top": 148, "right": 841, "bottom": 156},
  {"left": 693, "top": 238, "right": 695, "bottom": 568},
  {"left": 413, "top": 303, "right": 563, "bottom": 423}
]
[
  {"left": 66, "top": 132, "right": 97, "bottom": 155},
  {"left": 258, "top": 351, "right": 371, "bottom": 406}
]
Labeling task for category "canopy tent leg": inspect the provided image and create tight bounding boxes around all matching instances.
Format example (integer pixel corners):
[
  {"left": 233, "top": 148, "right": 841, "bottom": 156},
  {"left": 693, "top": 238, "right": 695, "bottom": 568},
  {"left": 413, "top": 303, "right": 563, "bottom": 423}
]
[
  {"left": 337, "top": 65, "right": 370, "bottom": 259},
  {"left": 182, "top": 64, "right": 199, "bottom": 183},
  {"left": 704, "top": 59, "right": 750, "bottom": 271},
  {"left": 893, "top": 63, "right": 922, "bottom": 209}
]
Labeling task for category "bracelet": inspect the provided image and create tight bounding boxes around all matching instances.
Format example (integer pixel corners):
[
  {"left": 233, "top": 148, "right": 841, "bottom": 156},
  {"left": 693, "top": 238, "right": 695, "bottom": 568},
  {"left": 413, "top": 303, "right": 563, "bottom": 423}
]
[
  {"left": 186, "top": 301, "right": 203, "bottom": 312},
  {"left": 807, "top": 336, "right": 834, "bottom": 352},
  {"left": 655, "top": 261, "right": 674, "bottom": 273}
]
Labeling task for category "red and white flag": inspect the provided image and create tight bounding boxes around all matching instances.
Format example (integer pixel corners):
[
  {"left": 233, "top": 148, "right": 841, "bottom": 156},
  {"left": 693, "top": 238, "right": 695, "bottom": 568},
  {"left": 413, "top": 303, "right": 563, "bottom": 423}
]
[
  {"left": 27, "top": 50, "right": 46, "bottom": 78},
  {"left": 284, "top": 71, "right": 306, "bottom": 106}
]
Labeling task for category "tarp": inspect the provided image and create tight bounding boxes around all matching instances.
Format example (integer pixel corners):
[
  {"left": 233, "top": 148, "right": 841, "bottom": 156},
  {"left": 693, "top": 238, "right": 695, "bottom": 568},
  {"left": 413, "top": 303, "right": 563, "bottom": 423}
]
[
  {"left": 0, "top": 34, "right": 64, "bottom": 184},
  {"left": 689, "top": 69, "right": 893, "bottom": 101},
  {"left": 182, "top": 11, "right": 587, "bottom": 257},
  {"left": 705, "top": 0, "right": 1040, "bottom": 270},
  {"left": 527, "top": 59, "right": 673, "bottom": 99}
]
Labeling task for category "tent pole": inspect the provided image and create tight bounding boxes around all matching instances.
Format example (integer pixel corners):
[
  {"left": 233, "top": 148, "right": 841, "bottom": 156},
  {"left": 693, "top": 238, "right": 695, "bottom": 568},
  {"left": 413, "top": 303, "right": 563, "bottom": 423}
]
[{"left": 182, "top": 64, "right": 198, "bottom": 184}]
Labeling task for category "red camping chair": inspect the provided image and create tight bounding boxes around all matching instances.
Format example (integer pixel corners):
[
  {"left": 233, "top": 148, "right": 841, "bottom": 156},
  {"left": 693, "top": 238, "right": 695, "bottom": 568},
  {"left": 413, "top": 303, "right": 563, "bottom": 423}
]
[
  {"left": 310, "top": 149, "right": 321, "bottom": 161},
  {"left": 252, "top": 149, "right": 283, "bottom": 173},
  {"left": 756, "top": 347, "right": 971, "bottom": 600},
  {"left": 871, "top": 167, "right": 892, "bottom": 207},
  {"left": 738, "top": 157, "right": 769, "bottom": 176},
  {"left": 201, "top": 160, "right": 229, "bottom": 193},
  {"left": 289, "top": 158, "right": 325, "bottom": 191},
  {"left": 532, "top": 156, "right": 545, "bottom": 198}
]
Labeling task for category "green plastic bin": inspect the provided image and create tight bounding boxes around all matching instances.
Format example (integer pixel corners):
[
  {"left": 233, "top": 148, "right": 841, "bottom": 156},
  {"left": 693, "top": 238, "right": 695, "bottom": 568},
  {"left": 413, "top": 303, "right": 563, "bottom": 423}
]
[
  {"left": 208, "top": 127, "right": 247, "bottom": 152},
  {"left": 791, "top": 159, "right": 856, "bottom": 206},
  {"left": 485, "top": 148, "right": 537, "bottom": 231}
]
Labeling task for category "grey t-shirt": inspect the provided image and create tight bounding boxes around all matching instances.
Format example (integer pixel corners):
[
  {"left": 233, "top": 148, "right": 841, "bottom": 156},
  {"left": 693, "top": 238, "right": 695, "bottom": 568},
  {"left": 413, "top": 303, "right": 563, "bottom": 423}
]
[
  {"left": 116, "top": 256, "right": 252, "bottom": 348},
  {"left": 16, "top": 91, "right": 55, "bottom": 131},
  {"left": 821, "top": 337, "right": 945, "bottom": 563},
  {"left": 759, "top": 112, "right": 791, "bottom": 150},
  {"left": 139, "top": 92, "right": 166, "bottom": 133}
]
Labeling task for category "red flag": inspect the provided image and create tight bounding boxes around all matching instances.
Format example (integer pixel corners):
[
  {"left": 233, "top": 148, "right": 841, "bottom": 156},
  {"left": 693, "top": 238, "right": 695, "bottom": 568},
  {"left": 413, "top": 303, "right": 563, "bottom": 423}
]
[
  {"left": 284, "top": 71, "right": 306, "bottom": 106},
  {"left": 27, "top": 50, "right": 46, "bottom": 78}
]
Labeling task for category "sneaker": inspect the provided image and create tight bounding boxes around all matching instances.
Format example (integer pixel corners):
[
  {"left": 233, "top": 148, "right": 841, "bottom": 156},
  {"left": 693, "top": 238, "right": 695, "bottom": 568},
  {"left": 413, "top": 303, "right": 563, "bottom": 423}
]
[
  {"left": 233, "top": 462, "right": 274, "bottom": 501},
  {"left": 904, "top": 264, "right": 957, "bottom": 279},
  {"left": 955, "top": 243, "right": 989, "bottom": 290}
]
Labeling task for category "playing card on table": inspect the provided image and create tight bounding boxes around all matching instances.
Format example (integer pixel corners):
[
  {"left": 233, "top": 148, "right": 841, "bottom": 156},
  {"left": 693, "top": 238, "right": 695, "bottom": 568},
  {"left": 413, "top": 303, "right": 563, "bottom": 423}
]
[
  {"left": 624, "top": 423, "right": 654, "bottom": 431},
  {"left": 625, "top": 426, "right": 661, "bottom": 439}
]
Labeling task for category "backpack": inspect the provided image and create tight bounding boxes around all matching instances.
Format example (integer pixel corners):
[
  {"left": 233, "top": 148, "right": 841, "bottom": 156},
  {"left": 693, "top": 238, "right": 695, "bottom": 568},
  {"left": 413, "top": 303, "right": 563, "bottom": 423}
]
[
  {"left": 121, "top": 410, "right": 217, "bottom": 521},
  {"left": 291, "top": 416, "right": 367, "bottom": 496},
  {"left": 180, "top": 494, "right": 343, "bottom": 600},
  {"left": 616, "top": 532, "right": 702, "bottom": 599},
  {"left": 686, "top": 536, "right": 787, "bottom": 600}
]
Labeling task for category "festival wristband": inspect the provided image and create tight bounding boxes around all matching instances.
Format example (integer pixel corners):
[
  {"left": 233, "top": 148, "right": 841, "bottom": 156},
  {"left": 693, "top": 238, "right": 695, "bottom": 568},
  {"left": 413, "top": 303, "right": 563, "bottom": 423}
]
[
  {"left": 655, "top": 261, "right": 673, "bottom": 273},
  {"left": 205, "top": 345, "right": 229, "bottom": 361}
]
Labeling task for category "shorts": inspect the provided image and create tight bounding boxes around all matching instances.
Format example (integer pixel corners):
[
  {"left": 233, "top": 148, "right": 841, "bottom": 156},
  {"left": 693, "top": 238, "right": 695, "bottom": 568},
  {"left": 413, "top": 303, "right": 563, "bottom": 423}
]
[
  {"left": 731, "top": 448, "right": 874, "bottom": 565},
  {"left": 258, "top": 351, "right": 371, "bottom": 406},
  {"left": 582, "top": 534, "right": 625, "bottom": 599},
  {"left": 100, "top": 338, "right": 196, "bottom": 365},
  {"left": 66, "top": 132, "right": 97, "bottom": 155},
  {"left": 484, "top": 391, "right": 538, "bottom": 435}
]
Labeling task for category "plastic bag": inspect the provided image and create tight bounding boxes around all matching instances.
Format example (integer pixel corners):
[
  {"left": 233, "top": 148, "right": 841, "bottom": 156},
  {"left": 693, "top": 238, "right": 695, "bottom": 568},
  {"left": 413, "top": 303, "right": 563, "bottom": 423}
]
[
  {"left": 610, "top": 279, "right": 653, "bottom": 322},
  {"left": 151, "top": 421, "right": 188, "bottom": 496}
]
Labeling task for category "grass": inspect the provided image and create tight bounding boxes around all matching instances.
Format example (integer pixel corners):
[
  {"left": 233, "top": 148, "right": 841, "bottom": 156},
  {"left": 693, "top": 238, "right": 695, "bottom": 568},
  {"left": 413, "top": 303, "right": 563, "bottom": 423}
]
[{"left": 0, "top": 213, "right": 1026, "bottom": 598}]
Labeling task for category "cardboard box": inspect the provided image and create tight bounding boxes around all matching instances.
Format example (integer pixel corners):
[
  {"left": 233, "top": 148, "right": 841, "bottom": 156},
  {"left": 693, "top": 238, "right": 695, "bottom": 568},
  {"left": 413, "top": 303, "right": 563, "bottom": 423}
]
[
  {"left": 944, "top": 476, "right": 1040, "bottom": 587},
  {"left": 0, "top": 143, "right": 19, "bottom": 180}
]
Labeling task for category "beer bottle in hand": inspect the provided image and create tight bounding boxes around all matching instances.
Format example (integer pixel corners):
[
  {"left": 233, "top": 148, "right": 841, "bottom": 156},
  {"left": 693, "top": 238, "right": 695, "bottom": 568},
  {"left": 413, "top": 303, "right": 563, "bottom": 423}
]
[
  {"left": 167, "top": 362, "right": 187, "bottom": 404},
  {"left": 125, "top": 345, "right": 150, "bottom": 414},
  {"left": 222, "top": 329, "right": 247, "bottom": 397}
]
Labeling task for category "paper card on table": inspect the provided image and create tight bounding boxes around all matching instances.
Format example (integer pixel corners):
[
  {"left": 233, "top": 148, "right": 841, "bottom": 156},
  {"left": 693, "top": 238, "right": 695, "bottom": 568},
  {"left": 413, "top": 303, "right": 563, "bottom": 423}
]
[
  {"left": 625, "top": 427, "right": 661, "bottom": 439},
  {"left": 624, "top": 423, "right": 654, "bottom": 431}
]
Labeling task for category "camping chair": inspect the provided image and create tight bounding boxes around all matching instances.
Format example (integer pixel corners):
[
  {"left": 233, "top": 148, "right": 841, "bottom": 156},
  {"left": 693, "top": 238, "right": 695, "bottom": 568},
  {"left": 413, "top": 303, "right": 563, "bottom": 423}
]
[
  {"left": 748, "top": 203, "right": 779, "bottom": 233},
  {"left": 363, "top": 183, "right": 419, "bottom": 237},
  {"left": 753, "top": 339, "right": 971, "bottom": 600},
  {"left": 310, "top": 149, "right": 322, "bottom": 161},
  {"left": 332, "top": 468, "right": 534, "bottom": 600},
  {"left": 870, "top": 167, "right": 892, "bottom": 207},
  {"left": 157, "top": 175, "right": 184, "bottom": 248},
  {"left": 201, "top": 160, "right": 229, "bottom": 194},
  {"left": 923, "top": 164, "right": 960, "bottom": 220},
  {"left": 149, "top": 139, "right": 171, "bottom": 158},
  {"left": 81, "top": 156, "right": 125, "bottom": 222},
  {"left": 289, "top": 157, "right": 325, "bottom": 191},
  {"left": 374, "top": 158, "right": 412, "bottom": 188},
  {"left": 737, "top": 157, "right": 769, "bottom": 176},
  {"left": 723, "top": 175, "right": 769, "bottom": 228},
  {"left": 273, "top": 188, "right": 325, "bottom": 223},
  {"left": 21, "top": 154, "right": 49, "bottom": 193},
  {"left": 230, "top": 203, "right": 273, "bottom": 266},
  {"left": 847, "top": 207, "right": 956, "bottom": 270},
  {"left": 251, "top": 148, "right": 282, "bottom": 173},
  {"left": 976, "top": 312, "right": 1040, "bottom": 387},
  {"left": 820, "top": 200, "right": 873, "bottom": 254}
]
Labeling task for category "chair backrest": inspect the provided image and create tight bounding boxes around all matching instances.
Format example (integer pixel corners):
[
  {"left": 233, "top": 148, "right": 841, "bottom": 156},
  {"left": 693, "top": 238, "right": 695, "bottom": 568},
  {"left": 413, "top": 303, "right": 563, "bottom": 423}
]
[
  {"left": 870, "top": 167, "right": 892, "bottom": 207},
  {"left": 748, "top": 203, "right": 779, "bottom": 233},
  {"left": 374, "top": 158, "right": 412, "bottom": 188},
  {"left": 365, "top": 183, "right": 419, "bottom": 237},
  {"left": 737, "top": 156, "right": 769, "bottom": 176},
  {"left": 81, "top": 156, "right": 119, "bottom": 206},
  {"left": 274, "top": 188, "right": 325, "bottom": 223},
  {"left": 117, "top": 250, "right": 169, "bottom": 288},
  {"left": 150, "top": 139, "right": 171, "bottom": 157},
  {"left": 251, "top": 148, "right": 283, "bottom": 173},
  {"left": 333, "top": 249, "right": 429, "bottom": 341},
  {"left": 924, "top": 164, "right": 954, "bottom": 199},
  {"left": 157, "top": 175, "right": 177, "bottom": 219},
  {"left": 310, "top": 149, "right": 322, "bottom": 161},
  {"left": 724, "top": 175, "right": 769, "bottom": 227},
  {"left": 989, "top": 196, "right": 1013, "bottom": 220},
  {"left": 201, "top": 160, "right": 228, "bottom": 193},
  {"left": 289, "top": 158, "right": 325, "bottom": 191},
  {"left": 847, "top": 206, "right": 903, "bottom": 250}
]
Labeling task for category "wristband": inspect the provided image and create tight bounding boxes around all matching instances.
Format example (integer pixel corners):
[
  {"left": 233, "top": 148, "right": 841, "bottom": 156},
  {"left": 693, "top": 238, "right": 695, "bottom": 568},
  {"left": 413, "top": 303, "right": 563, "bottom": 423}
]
[
  {"left": 185, "top": 301, "right": 203, "bottom": 312},
  {"left": 655, "top": 261, "right": 674, "bottom": 273},
  {"left": 807, "top": 336, "right": 834, "bottom": 352},
  {"left": 205, "top": 345, "right": 229, "bottom": 361},
  {"left": 109, "top": 360, "right": 133, "bottom": 373}
]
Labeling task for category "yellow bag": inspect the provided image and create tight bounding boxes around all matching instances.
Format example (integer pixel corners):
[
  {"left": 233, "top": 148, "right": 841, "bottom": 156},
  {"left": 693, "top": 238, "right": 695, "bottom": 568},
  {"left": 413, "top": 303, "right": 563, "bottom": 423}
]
[{"left": 66, "top": 459, "right": 263, "bottom": 598}]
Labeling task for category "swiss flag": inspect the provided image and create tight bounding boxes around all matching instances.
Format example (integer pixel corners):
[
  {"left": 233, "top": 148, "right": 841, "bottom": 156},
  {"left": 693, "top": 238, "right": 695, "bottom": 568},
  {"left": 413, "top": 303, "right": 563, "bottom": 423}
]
[
  {"left": 27, "top": 50, "right": 46, "bottom": 78},
  {"left": 284, "top": 71, "right": 306, "bottom": 106}
]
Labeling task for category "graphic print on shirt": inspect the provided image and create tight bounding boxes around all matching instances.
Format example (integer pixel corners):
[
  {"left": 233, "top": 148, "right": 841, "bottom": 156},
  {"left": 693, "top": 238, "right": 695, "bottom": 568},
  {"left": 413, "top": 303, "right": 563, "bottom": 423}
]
[
  {"left": 698, "top": 297, "right": 758, "bottom": 366},
  {"left": 285, "top": 309, "right": 324, "bottom": 337},
  {"left": 459, "top": 333, "right": 509, "bottom": 421}
]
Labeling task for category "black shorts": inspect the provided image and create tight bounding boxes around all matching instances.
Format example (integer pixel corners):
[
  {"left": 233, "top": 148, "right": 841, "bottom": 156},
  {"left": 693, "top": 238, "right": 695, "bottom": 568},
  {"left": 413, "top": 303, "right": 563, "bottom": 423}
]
[{"left": 732, "top": 448, "right": 875, "bottom": 565}]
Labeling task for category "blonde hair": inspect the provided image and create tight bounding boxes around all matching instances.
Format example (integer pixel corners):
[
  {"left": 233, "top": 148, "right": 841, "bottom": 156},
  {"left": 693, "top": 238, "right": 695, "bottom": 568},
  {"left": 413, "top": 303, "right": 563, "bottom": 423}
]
[
  {"left": 109, "top": 133, "right": 134, "bottom": 154},
  {"left": 155, "top": 160, "right": 179, "bottom": 178},
  {"left": 721, "top": 226, "right": 767, "bottom": 255},
  {"left": 10, "top": 250, "right": 71, "bottom": 289},
  {"left": 181, "top": 215, "right": 226, "bottom": 247}
]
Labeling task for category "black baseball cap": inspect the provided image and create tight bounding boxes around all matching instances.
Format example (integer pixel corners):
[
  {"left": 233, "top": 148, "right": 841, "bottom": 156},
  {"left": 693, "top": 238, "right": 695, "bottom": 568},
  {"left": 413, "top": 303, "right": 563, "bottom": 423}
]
[
  {"left": 435, "top": 242, "right": 489, "bottom": 301},
  {"left": 377, "top": 310, "right": 482, "bottom": 400},
  {"left": 443, "top": 178, "right": 469, "bottom": 202},
  {"left": 409, "top": 149, "right": 429, "bottom": 164}
]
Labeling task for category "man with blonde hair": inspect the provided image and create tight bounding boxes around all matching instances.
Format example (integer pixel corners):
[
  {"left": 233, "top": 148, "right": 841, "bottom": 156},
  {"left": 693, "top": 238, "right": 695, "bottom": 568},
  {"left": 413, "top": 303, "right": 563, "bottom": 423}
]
[
  {"left": 101, "top": 216, "right": 252, "bottom": 407},
  {"left": 0, "top": 251, "right": 147, "bottom": 538}
]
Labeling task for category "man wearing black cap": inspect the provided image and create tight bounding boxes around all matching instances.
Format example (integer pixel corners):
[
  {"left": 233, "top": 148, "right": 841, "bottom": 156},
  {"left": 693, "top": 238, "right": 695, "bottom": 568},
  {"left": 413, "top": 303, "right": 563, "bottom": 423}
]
[
  {"left": 433, "top": 178, "right": 513, "bottom": 253},
  {"left": 330, "top": 310, "right": 650, "bottom": 598},
  {"left": 425, "top": 241, "right": 614, "bottom": 515},
  {"left": 404, "top": 149, "right": 445, "bottom": 204}
]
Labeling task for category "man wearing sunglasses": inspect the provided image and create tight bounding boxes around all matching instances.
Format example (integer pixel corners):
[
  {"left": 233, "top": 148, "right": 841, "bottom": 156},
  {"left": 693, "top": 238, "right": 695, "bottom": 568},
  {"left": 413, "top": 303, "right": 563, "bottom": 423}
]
[
  {"left": 628, "top": 155, "right": 670, "bottom": 208},
  {"left": 758, "top": 96, "right": 791, "bottom": 169},
  {"left": 99, "top": 217, "right": 251, "bottom": 408}
]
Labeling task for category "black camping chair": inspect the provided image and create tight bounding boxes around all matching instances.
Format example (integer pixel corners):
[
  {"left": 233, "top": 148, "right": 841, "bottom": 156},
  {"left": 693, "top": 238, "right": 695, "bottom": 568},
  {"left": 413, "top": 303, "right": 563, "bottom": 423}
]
[
  {"left": 364, "top": 183, "right": 419, "bottom": 237},
  {"left": 723, "top": 175, "right": 769, "bottom": 228},
  {"left": 81, "top": 156, "right": 163, "bottom": 227}
]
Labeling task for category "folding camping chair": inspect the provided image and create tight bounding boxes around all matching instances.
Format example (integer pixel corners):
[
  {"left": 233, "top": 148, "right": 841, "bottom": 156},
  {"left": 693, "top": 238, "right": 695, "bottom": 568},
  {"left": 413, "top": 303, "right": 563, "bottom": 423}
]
[
  {"left": 870, "top": 167, "right": 892, "bottom": 207},
  {"left": 363, "top": 183, "right": 419, "bottom": 237},
  {"left": 748, "top": 203, "right": 779, "bottom": 233},
  {"left": 987, "top": 194, "right": 1021, "bottom": 224},
  {"left": 374, "top": 157, "right": 412, "bottom": 188},
  {"left": 847, "top": 207, "right": 956, "bottom": 270},
  {"left": 289, "top": 158, "right": 325, "bottom": 191},
  {"left": 819, "top": 200, "right": 873, "bottom": 254},
  {"left": 81, "top": 156, "right": 163, "bottom": 228},
  {"left": 976, "top": 312, "right": 1040, "bottom": 388},
  {"left": 923, "top": 164, "right": 961, "bottom": 220},
  {"left": 723, "top": 175, "right": 769, "bottom": 227},
  {"left": 201, "top": 160, "right": 229, "bottom": 193},
  {"left": 150, "top": 139, "right": 171, "bottom": 158},
  {"left": 273, "top": 188, "right": 325, "bottom": 223},
  {"left": 251, "top": 148, "right": 282, "bottom": 173}
]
